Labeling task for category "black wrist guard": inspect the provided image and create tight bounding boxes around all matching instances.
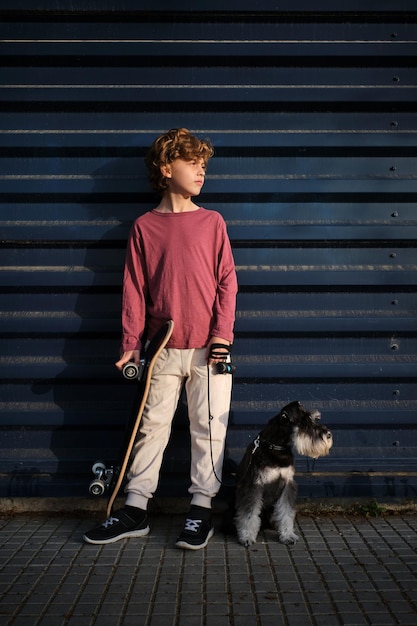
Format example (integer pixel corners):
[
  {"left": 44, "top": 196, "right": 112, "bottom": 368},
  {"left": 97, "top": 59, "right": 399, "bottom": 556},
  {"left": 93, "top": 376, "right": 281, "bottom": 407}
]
[{"left": 209, "top": 343, "right": 232, "bottom": 360}]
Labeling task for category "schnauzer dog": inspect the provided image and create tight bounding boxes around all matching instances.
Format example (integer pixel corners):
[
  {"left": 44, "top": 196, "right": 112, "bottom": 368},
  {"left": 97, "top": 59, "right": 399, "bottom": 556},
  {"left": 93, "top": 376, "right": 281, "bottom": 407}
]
[{"left": 234, "top": 401, "right": 332, "bottom": 547}]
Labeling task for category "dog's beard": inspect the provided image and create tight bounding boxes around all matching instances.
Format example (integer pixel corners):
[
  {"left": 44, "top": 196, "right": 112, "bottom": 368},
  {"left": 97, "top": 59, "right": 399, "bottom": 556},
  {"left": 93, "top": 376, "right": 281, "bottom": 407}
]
[{"left": 294, "top": 428, "right": 333, "bottom": 459}]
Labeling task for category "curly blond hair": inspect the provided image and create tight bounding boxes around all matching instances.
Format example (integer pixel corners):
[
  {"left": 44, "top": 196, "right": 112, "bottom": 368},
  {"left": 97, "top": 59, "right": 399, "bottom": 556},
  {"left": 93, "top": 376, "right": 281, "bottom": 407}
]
[{"left": 145, "top": 128, "right": 214, "bottom": 195}]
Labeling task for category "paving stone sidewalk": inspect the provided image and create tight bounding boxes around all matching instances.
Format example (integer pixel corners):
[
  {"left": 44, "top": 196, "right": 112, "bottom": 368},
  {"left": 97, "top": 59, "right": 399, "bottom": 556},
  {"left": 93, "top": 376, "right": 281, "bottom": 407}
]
[{"left": 0, "top": 512, "right": 416, "bottom": 626}]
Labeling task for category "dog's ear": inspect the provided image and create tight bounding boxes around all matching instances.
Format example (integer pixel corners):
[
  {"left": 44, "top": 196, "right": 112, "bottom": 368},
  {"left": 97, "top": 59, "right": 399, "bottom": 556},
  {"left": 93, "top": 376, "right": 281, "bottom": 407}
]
[
  {"left": 280, "top": 409, "right": 295, "bottom": 423},
  {"left": 279, "top": 400, "right": 302, "bottom": 423},
  {"left": 281, "top": 402, "right": 302, "bottom": 423}
]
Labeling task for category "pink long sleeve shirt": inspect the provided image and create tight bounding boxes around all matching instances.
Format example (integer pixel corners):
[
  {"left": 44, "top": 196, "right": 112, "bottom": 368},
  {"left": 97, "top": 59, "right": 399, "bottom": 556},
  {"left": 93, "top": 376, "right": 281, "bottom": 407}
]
[{"left": 121, "top": 207, "right": 238, "bottom": 353}]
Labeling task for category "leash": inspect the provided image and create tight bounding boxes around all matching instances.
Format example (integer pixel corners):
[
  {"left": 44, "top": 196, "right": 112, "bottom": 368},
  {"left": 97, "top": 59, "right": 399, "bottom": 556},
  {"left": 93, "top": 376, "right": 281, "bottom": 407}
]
[
  {"left": 207, "top": 344, "right": 237, "bottom": 487},
  {"left": 206, "top": 348, "right": 290, "bottom": 487}
]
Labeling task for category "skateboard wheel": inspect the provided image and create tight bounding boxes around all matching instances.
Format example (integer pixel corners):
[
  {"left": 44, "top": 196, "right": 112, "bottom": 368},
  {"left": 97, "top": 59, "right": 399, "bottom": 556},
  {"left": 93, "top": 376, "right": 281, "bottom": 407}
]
[
  {"left": 123, "top": 362, "right": 139, "bottom": 380},
  {"left": 89, "top": 479, "right": 106, "bottom": 497},
  {"left": 92, "top": 461, "right": 106, "bottom": 474}
]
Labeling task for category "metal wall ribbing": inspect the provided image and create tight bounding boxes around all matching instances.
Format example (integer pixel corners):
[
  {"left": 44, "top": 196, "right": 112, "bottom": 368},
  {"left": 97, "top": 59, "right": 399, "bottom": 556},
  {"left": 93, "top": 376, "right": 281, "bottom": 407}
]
[{"left": 1, "top": 1, "right": 416, "bottom": 501}]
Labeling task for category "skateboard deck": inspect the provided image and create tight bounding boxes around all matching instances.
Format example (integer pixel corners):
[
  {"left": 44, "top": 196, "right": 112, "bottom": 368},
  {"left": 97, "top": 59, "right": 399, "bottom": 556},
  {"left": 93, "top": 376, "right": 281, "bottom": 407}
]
[{"left": 89, "top": 320, "right": 174, "bottom": 517}]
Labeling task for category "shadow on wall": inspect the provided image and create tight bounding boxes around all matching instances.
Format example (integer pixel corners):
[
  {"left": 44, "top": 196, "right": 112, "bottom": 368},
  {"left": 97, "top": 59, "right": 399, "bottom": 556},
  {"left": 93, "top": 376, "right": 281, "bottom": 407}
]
[{"left": 30, "top": 157, "right": 147, "bottom": 498}]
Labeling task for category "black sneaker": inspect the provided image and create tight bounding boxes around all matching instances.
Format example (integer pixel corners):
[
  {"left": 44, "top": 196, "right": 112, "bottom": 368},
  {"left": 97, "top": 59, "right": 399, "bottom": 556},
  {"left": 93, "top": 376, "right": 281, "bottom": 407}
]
[
  {"left": 175, "top": 506, "right": 214, "bottom": 550},
  {"left": 83, "top": 508, "right": 150, "bottom": 545}
]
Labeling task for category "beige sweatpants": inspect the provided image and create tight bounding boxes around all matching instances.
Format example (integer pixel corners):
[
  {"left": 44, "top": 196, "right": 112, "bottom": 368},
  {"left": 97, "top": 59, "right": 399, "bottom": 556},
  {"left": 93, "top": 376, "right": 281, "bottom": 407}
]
[{"left": 125, "top": 347, "right": 233, "bottom": 511}]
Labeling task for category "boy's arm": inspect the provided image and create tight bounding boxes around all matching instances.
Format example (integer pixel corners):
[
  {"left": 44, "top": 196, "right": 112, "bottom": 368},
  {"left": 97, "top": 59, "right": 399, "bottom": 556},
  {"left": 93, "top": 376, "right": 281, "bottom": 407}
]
[
  {"left": 120, "top": 222, "right": 148, "bottom": 355},
  {"left": 210, "top": 219, "right": 238, "bottom": 345}
]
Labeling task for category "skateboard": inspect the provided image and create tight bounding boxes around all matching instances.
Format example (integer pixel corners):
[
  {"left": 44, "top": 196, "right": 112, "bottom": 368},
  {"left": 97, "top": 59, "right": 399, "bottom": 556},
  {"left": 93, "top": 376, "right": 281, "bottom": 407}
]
[{"left": 89, "top": 319, "right": 174, "bottom": 517}]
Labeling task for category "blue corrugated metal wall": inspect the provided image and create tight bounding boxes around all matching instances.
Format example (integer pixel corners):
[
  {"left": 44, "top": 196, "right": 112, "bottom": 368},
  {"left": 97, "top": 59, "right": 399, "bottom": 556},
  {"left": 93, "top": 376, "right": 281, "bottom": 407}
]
[{"left": 1, "top": 1, "right": 416, "bottom": 502}]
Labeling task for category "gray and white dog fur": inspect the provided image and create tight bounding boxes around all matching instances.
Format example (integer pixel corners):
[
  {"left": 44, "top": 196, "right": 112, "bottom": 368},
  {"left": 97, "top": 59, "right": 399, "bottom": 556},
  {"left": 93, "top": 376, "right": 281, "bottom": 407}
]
[{"left": 234, "top": 400, "right": 333, "bottom": 547}]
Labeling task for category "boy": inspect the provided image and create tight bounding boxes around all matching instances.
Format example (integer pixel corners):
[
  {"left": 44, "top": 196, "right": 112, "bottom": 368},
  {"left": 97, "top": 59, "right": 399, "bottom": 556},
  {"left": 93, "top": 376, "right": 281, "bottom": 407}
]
[{"left": 84, "top": 128, "right": 238, "bottom": 549}]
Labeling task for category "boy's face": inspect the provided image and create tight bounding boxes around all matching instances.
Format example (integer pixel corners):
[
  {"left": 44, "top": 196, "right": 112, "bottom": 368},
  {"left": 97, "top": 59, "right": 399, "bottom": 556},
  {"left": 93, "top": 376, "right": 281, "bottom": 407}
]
[{"left": 161, "top": 157, "right": 207, "bottom": 197}]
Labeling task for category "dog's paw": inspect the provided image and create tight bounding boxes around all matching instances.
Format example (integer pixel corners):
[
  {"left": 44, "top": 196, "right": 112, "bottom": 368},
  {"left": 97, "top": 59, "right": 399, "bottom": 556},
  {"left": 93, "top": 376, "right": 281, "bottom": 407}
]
[
  {"left": 237, "top": 533, "right": 257, "bottom": 547},
  {"left": 279, "top": 532, "right": 299, "bottom": 545},
  {"left": 235, "top": 515, "right": 261, "bottom": 547}
]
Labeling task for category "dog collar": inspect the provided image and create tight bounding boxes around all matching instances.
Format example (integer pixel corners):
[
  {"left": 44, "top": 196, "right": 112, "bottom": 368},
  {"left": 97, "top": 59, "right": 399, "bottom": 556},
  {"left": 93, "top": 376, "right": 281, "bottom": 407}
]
[{"left": 252, "top": 435, "right": 290, "bottom": 454}]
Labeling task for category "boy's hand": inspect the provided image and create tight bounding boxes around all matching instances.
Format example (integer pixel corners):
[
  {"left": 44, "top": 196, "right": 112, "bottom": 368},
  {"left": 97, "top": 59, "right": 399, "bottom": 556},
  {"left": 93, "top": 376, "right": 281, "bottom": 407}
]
[
  {"left": 206, "top": 336, "right": 230, "bottom": 364},
  {"left": 115, "top": 350, "right": 140, "bottom": 371}
]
